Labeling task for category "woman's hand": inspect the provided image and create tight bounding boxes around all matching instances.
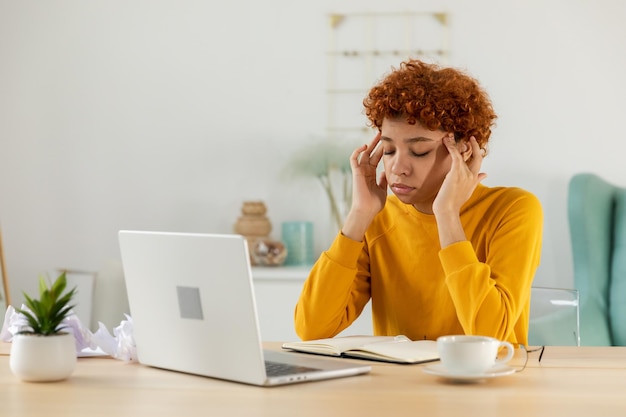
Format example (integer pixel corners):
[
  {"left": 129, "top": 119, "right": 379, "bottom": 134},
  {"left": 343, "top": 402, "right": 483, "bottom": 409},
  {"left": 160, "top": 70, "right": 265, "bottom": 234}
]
[
  {"left": 434, "top": 135, "right": 486, "bottom": 216},
  {"left": 341, "top": 132, "right": 388, "bottom": 241},
  {"left": 433, "top": 135, "right": 487, "bottom": 247}
]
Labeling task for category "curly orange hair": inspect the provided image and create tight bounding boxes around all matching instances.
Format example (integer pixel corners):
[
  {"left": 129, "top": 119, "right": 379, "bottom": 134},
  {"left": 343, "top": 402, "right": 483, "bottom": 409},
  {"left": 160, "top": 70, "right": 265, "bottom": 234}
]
[{"left": 363, "top": 59, "right": 497, "bottom": 151}]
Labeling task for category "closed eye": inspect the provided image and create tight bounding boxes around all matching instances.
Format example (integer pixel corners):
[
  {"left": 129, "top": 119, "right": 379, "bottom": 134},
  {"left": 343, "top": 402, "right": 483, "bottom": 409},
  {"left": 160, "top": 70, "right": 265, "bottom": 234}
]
[{"left": 384, "top": 150, "right": 430, "bottom": 157}]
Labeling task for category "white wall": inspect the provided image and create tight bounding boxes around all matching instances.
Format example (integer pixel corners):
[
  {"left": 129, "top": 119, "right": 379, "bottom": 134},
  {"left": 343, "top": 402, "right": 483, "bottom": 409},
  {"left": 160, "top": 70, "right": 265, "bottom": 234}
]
[{"left": 1, "top": 0, "right": 625, "bottom": 326}]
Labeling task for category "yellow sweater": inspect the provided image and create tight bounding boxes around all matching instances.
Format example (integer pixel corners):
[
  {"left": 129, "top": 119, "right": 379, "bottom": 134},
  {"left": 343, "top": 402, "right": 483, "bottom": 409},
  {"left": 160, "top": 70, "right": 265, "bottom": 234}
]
[{"left": 294, "top": 184, "right": 543, "bottom": 345}]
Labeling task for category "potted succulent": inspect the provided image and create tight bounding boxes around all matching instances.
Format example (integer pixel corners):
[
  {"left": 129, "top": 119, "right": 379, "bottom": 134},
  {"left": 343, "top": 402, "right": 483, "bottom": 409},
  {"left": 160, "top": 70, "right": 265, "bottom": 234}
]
[{"left": 9, "top": 271, "right": 78, "bottom": 382}]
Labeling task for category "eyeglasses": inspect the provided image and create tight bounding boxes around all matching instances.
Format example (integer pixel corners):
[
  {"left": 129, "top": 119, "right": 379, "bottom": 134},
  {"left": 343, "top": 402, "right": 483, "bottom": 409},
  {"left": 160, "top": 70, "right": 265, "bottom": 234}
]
[{"left": 515, "top": 345, "right": 545, "bottom": 373}]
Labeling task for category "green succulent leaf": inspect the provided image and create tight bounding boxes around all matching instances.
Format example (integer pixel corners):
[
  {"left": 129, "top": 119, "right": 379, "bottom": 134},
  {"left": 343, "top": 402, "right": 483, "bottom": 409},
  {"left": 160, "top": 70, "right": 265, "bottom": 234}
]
[{"left": 15, "top": 271, "right": 77, "bottom": 336}]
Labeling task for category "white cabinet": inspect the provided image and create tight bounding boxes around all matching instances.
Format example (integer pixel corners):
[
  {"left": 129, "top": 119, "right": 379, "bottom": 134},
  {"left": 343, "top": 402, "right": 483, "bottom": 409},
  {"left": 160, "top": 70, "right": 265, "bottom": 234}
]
[{"left": 251, "top": 266, "right": 373, "bottom": 341}]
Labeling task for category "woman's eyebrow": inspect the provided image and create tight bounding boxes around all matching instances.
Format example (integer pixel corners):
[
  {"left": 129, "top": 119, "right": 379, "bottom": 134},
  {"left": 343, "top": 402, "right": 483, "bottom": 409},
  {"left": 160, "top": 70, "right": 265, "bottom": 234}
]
[{"left": 380, "top": 136, "right": 435, "bottom": 143}]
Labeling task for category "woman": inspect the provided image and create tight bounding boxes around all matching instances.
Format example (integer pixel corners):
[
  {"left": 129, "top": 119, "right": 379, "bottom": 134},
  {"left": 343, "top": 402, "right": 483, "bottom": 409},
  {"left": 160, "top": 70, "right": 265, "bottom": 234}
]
[{"left": 294, "top": 59, "right": 543, "bottom": 345}]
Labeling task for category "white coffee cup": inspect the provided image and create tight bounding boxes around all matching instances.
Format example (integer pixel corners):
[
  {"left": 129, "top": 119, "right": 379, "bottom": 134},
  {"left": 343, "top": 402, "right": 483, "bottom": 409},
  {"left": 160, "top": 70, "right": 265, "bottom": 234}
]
[{"left": 437, "top": 335, "right": 515, "bottom": 374}]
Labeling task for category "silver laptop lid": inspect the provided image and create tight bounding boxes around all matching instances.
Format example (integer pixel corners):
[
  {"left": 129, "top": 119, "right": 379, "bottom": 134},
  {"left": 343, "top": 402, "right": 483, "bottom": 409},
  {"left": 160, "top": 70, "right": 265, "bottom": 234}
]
[{"left": 119, "top": 230, "right": 268, "bottom": 385}]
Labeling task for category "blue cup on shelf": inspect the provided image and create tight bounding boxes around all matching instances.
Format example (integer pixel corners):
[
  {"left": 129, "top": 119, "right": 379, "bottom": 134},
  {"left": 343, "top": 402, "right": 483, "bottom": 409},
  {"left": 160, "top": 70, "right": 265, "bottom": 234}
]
[{"left": 281, "top": 221, "right": 314, "bottom": 266}]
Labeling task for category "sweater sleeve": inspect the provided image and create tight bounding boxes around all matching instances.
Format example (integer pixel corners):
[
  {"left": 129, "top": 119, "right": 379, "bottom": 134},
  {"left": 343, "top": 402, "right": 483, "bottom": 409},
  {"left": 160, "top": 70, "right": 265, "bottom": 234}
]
[
  {"left": 439, "top": 192, "right": 543, "bottom": 344},
  {"left": 294, "top": 232, "right": 372, "bottom": 340}
]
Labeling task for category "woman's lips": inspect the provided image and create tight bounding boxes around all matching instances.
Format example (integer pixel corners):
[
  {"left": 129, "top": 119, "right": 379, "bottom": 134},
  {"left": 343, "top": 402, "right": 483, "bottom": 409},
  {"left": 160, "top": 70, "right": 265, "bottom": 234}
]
[{"left": 390, "top": 183, "right": 415, "bottom": 195}]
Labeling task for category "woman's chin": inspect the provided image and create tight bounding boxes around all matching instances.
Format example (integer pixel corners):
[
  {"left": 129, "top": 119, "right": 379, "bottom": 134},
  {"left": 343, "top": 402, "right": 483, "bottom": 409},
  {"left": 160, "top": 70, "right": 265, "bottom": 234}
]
[
  {"left": 391, "top": 193, "right": 434, "bottom": 214},
  {"left": 392, "top": 193, "right": 416, "bottom": 205}
]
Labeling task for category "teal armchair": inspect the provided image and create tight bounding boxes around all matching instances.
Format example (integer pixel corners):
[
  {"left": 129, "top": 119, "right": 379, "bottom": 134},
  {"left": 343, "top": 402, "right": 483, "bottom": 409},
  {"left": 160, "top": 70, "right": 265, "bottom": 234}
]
[{"left": 568, "top": 173, "right": 626, "bottom": 346}]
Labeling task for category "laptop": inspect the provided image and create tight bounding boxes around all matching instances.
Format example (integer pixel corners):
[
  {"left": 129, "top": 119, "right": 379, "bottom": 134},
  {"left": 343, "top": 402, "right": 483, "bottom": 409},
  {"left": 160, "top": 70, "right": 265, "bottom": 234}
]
[{"left": 118, "top": 230, "right": 371, "bottom": 386}]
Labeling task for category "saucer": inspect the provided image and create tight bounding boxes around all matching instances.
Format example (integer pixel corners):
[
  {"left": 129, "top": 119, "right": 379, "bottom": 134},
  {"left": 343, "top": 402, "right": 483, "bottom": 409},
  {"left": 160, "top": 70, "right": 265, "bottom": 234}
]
[{"left": 422, "top": 363, "right": 516, "bottom": 382}]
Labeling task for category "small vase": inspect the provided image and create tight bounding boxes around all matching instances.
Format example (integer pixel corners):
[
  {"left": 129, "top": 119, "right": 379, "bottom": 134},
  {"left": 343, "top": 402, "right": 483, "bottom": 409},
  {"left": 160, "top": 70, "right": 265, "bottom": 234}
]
[
  {"left": 10, "top": 332, "right": 76, "bottom": 382},
  {"left": 234, "top": 201, "right": 272, "bottom": 237},
  {"left": 233, "top": 201, "right": 275, "bottom": 265}
]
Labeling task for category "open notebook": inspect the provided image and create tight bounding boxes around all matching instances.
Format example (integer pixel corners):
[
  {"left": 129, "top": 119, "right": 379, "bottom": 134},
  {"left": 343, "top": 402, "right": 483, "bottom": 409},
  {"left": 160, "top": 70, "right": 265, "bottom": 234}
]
[{"left": 118, "top": 230, "right": 371, "bottom": 386}]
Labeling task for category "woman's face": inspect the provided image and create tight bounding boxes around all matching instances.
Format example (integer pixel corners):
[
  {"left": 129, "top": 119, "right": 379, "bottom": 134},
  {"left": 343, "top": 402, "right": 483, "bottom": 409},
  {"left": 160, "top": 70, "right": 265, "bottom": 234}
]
[{"left": 380, "top": 117, "right": 452, "bottom": 214}]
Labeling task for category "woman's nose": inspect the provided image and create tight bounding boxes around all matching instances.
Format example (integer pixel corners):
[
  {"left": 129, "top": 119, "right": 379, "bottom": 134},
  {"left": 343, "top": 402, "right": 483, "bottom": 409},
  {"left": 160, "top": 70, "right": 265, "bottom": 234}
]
[{"left": 390, "top": 154, "right": 410, "bottom": 176}]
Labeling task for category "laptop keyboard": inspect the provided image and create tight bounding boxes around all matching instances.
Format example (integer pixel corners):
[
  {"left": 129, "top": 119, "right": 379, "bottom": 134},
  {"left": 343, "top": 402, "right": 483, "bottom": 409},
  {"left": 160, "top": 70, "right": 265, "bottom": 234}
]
[{"left": 265, "top": 360, "right": 321, "bottom": 377}]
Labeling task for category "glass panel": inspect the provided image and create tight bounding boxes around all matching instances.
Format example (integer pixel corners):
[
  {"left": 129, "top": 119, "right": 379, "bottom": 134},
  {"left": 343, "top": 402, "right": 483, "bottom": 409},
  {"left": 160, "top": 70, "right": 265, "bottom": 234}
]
[{"left": 529, "top": 286, "right": 580, "bottom": 346}]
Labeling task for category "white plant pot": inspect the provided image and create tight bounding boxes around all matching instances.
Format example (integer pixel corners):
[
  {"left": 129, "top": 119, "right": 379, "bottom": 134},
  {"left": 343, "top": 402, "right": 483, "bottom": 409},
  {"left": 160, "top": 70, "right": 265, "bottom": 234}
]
[{"left": 9, "top": 332, "right": 77, "bottom": 382}]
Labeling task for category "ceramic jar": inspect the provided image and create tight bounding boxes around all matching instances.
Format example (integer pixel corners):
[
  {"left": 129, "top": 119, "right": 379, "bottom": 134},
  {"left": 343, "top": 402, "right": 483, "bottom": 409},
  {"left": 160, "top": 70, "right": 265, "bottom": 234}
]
[
  {"left": 234, "top": 201, "right": 272, "bottom": 238},
  {"left": 234, "top": 201, "right": 288, "bottom": 265},
  {"left": 10, "top": 332, "right": 76, "bottom": 382}
]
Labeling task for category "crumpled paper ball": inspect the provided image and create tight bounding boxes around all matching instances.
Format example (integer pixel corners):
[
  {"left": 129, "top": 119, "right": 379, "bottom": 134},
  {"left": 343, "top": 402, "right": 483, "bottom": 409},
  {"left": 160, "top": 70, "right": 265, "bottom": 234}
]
[{"left": 1, "top": 305, "right": 137, "bottom": 362}]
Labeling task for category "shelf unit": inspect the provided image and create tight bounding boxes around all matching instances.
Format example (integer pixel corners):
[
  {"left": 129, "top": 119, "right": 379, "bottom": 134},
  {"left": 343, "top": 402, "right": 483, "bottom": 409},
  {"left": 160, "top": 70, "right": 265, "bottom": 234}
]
[{"left": 326, "top": 11, "right": 450, "bottom": 142}]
